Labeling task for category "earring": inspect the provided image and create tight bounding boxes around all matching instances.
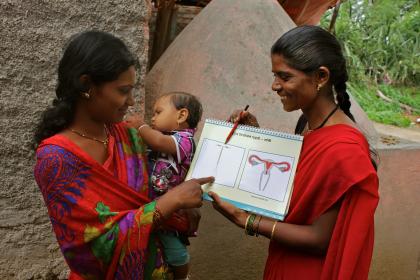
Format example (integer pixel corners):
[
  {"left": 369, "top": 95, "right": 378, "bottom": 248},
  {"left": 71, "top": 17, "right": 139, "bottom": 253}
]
[
  {"left": 82, "top": 91, "right": 90, "bottom": 99},
  {"left": 316, "top": 84, "right": 322, "bottom": 92}
]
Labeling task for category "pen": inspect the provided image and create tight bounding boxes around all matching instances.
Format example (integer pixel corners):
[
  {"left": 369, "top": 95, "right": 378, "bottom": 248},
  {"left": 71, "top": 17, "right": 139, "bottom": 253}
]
[{"left": 224, "top": 105, "right": 249, "bottom": 144}]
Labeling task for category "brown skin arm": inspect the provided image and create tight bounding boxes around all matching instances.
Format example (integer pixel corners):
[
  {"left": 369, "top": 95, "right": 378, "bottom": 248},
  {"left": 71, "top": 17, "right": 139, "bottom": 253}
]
[
  {"left": 125, "top": 114, "right": 177, "bottom": 156},
  {"left": 208, "top": 191, "right": 340, "bottom": 255},
  {"left": 138, "top": 125, "right": 177, "bottom": 155}
]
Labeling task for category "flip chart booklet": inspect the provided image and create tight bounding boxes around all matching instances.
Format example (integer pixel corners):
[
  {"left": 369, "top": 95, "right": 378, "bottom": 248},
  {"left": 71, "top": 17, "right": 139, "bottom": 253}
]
[{"left": 185, "top": 119, "right": 303, "bottom": 220}]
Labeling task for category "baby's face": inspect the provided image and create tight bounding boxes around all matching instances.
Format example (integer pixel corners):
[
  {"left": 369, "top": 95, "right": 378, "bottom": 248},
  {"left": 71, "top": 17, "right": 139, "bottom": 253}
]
[{"left": 151, "top": 96, "right": 179, "bottom": 132}]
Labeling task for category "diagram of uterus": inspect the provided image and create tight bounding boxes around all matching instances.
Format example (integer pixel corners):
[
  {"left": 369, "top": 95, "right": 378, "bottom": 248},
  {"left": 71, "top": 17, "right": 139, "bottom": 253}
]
[{"left": 248, "top": 155, "right": 291, "bottom": 191}]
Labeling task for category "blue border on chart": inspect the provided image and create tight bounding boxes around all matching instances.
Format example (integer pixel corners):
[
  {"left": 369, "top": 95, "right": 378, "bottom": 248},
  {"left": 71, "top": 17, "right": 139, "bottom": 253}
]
[{"left": 203, "top": 193, "right": 285, "bottom": 221}]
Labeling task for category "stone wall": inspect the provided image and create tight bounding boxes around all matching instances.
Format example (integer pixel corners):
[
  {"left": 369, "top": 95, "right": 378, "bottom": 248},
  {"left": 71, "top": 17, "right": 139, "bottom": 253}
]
[{"left": 0, "top": 1, "right": 151, "bottom": 279}]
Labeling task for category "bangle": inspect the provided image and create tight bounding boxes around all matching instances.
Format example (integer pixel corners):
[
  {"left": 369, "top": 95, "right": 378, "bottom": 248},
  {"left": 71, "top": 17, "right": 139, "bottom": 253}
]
[
  {"left": 153, "top": 205, "right": 165, "bottom": 226},
  {"left": 270, "top": 221, "right": 278, "bottom": 240},
  {"left": 254, "top": 215, "right": 262, "bottom": 237},
  {"left": 138, "top": 124, "right": 149, "bottom": 131},
  {"left": 245, "top": 213, "right": 257, "bottom": 236},
  {"left": 244, "top": 214, "right": 251, "bottom": 230}
]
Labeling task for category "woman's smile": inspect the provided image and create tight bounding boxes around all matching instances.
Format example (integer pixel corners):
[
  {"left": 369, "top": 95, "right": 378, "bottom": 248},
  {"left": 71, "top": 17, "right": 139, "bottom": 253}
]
[{"left": 277, "top": 91, "right": 290, "bottom": 101}]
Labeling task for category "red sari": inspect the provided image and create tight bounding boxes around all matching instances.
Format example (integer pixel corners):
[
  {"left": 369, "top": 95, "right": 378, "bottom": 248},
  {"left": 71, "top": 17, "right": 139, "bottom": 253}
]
[
  {"left": 34, "top": 123, "right": 185, "bottom": 280},
  {"left": 264, "top": 124, "right": 379, "bottom": 280}
]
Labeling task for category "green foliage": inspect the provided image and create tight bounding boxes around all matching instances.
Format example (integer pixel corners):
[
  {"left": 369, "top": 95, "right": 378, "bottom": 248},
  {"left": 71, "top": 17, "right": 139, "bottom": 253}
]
[
  {"left": 321, "top": 0, "right": 419, "bottom": 127},
  {"left": 348, "top": 83, "right": 412, "bottom": 127},
  {"left": 378, "top": 85, "right": 420, "bottom": 114},
  {"left": 322, "top": 0, "right": 419, "bottom": 85}
]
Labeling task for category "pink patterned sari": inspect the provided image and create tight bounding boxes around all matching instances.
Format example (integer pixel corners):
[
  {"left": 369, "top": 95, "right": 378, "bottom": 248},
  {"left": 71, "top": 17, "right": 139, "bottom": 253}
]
[{"left": 34, "top": 123, "right": 184, "bottom": 279}]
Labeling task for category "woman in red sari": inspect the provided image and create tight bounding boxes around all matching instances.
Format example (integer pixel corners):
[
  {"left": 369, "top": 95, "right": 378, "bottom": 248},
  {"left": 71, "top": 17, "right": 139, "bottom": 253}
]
[
  {"left": 33, "top": 31, "right": 212, "bottom": 280},
  {"left": 209, "top": 25, "right": 379, "bottom": 279}
]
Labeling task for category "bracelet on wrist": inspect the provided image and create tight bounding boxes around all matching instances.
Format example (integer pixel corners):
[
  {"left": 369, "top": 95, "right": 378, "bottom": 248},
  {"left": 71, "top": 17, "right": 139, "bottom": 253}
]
[
  {"left": 153, "top": 204, "right": 165, "bottom": 226},
  {"left": 244, "top": 214, "right": 251, "bottom": 230},
  {"left": 270, "top": 221, "right": 278, "bottom": 240},
  {"left": 254, "top": 215, "right": 262, "bottom": 237},
  {"left": 138, "top": 124, "right": 149, "bottom": 131},
  {"left": 245, "top": 213, "right": 257, "bottom": 236}
]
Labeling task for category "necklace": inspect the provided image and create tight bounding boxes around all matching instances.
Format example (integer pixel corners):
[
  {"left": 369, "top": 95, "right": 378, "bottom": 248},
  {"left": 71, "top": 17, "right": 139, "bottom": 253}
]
[
  {"left": 70, "top": 127, "right": 109, "bottom": 147},
  {"left": 307, "top": 105, "right": 339, "bottom": 132}
]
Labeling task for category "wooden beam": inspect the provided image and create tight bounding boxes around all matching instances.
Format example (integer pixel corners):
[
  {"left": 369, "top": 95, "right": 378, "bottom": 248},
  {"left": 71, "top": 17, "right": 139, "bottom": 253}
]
[{"left": 150, "top": 0, "right": 176, "bottom": 68}]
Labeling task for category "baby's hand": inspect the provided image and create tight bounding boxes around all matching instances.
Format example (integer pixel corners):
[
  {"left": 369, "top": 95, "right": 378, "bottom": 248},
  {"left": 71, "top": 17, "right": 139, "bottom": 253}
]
[{"left": 125, "top": 113, "right": 144, "bottom": 129}]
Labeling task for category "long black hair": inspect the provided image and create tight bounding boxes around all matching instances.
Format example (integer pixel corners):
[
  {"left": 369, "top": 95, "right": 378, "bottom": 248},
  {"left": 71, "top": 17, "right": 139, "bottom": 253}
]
[
  {"left": 33, "top": 31, "right": 136, "bottom": 147},
  {"left": 271, "top": 25, "right": 378, "bottom": 169}
]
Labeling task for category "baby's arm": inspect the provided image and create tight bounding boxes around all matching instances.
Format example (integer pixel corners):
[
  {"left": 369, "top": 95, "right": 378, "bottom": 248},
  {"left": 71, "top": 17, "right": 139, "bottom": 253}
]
[
  {"left": 138, "top": 125, "right": 177, "bottom": 155},
  {"left": 125, "top": 114, "right": 177, "bottom": 155}
]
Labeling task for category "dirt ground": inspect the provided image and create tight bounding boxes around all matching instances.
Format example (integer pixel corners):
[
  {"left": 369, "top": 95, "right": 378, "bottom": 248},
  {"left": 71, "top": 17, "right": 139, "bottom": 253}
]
[{"left": 189, "top": 203, "right": 269, "bottom": 280}]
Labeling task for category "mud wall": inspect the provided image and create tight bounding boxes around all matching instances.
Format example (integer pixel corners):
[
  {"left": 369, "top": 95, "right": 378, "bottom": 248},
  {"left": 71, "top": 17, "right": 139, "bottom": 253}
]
[{"left": 0, "top": 1, "right": 151, "bottom": 278}]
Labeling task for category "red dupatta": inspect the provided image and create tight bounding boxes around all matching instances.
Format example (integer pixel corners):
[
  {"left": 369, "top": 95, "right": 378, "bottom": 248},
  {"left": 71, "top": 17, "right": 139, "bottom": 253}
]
[
  {"left": 264, "top": 124, "right": 379, "bottom": 280},
  {"left": 34, "top": 123, "right": 184, "bottom": 280}
]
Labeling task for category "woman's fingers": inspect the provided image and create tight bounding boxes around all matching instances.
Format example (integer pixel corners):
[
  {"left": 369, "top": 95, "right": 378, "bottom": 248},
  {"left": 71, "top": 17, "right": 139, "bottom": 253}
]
[
  {"left": 208, "top": 191, "right": 247, "bottom": 227},
  {"left": 194, "top": 176, "right": 215, "bottom": 185},
  {"left": 208, "top": 191, "right": 240, "bottom": 223},
  {"left": 227, "top": 109, "right": 242, "bottom": 123},
  {"left": 208, "top": 191, "right": 221, "bottom": 204},
  {"left": 227, "top": 109, "right": 259, "bottom": 126},
  {"left": 208, "top": 191, "right": 230, "bottom": 213}
]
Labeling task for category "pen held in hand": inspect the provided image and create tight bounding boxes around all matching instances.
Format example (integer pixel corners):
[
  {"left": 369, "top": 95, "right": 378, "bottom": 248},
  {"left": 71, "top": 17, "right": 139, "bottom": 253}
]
[{"left": 225, "top": 105, "right": 249, "bottom": 144}]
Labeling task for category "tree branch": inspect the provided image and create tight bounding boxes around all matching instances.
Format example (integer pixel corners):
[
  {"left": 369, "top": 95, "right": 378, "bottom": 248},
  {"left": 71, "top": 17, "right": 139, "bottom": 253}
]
[{"left": 376, "top": 89, "right": 414, "bottom": 114}]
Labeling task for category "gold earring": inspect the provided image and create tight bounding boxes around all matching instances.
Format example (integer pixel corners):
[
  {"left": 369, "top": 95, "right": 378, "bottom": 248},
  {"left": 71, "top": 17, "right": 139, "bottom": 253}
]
[
  {"left": 83, "top": 92, "right": 90, "bottom": 99},
  {"left": 317, "top": 84, "right": 322, "bottom": 92}
]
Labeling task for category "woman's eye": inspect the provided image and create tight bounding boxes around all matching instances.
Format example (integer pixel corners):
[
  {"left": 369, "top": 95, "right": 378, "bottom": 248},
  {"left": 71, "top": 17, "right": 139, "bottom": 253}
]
[
  {"left": 274, "top": 73, "right": 290, "bottom": 81},
  {"left": 279, "top": 75, "right": 290, "bottom": 81},
  {"left": 119, "top": 87, "right": 132, "bottom": 94}
]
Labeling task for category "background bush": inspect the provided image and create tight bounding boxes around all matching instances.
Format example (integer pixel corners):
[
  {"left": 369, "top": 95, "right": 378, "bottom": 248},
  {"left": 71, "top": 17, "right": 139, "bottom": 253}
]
[{"left": 321, "top": 0, "right": 419, "bottom": 127}]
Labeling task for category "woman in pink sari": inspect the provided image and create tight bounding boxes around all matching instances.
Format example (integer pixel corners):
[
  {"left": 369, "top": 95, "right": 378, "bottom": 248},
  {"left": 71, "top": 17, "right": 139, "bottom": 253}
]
[{"left": 33, "top": 31, "right": 212, "bottom": 280}]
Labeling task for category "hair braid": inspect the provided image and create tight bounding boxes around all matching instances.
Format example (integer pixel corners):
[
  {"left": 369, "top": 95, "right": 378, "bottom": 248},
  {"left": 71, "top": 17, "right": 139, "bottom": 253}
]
[{"left": 334, "top": 79, "right": 355, "bottom": 122}]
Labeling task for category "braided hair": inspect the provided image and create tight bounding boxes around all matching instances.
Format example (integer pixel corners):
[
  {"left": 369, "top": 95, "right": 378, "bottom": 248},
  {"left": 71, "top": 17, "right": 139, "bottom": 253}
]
[{"left": 33, "top": 31, "right": 136, "bottom": 147}]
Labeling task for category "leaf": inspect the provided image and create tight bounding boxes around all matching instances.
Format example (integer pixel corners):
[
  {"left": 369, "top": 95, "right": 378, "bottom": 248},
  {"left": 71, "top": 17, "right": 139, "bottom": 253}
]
[{"left": 95, "top": 202, "right": 117, "bottom": 223}]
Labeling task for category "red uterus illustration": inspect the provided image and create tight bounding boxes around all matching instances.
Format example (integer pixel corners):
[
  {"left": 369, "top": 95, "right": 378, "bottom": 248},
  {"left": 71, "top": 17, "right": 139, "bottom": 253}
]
[{"left": 248, "top": 154, "right": 291, "bottom": 191}]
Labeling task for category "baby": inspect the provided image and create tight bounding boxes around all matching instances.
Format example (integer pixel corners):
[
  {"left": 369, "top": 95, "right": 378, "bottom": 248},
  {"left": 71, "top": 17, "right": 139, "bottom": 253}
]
[{"left": 127, "top": 92, "right": 203, "bottom": 280}]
